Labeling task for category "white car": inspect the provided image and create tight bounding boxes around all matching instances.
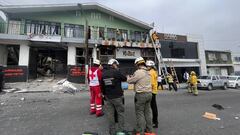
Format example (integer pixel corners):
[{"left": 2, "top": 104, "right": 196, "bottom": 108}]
[
  {"left": 197, "top": 75, "right": 228, "bottom": 90},
  {"left": 228, "top": 76, "right": 240, "bottom": 89}
]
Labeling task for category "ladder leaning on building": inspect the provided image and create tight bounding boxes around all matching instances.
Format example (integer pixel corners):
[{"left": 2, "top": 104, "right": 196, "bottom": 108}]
[{"left": 150, "top": 30, "right": 180, "bottom": 87}]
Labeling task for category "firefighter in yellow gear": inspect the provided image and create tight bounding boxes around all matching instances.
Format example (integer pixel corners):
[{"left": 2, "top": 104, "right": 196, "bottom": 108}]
[
  {"left": 188, "top": 71, "right": 198, "bottom": 96},
  {"left": 166, "top": 73, "right": 177, "bottom": 91},
  {"left": 151, "top": 31, "right": 159, "bottom": 42}
]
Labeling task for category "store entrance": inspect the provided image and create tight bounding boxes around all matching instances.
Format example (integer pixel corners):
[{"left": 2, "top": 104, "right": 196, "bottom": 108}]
[{"left": 29, "top": 46, "right": 67, "bottom": 79}]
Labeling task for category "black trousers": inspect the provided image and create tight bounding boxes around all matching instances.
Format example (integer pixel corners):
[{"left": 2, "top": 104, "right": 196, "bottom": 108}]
[
  {"left": 169, "top": 83, "right": 177, "bottom": 91},
  {"left": 158, "top": 82, "right": 163, "bottom": 90},
  {"left": 151, "top": 93, "right": 158, "bottom": 125}
]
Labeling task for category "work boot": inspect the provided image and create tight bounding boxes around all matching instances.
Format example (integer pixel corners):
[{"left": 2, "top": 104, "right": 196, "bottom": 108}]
[
  {"left": 153, "top": 123, "right": 158, "bottom": 128},
  {"left": 194, "top": 94, "right": 198, "bottom": 96},
  {"left": 90, "top": 111, "right": 96, "bottom": 115},
  {"left": 96, "top": 112, "right": 104, "bottom": 117}
]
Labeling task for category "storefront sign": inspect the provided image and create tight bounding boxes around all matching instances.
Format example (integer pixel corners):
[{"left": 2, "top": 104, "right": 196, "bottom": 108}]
[
  {"left": 158, "top": 33, "right": 187, "bottom": 42},
  {"left": 3, "top": 66, "right": 28, "bottom": 82},
  {"left": 29, "top": 34, "right": 61, "bottom": 42},
  {"left": 67, "top": 66, "right": 85, "bottom": 83},
  {"left": 164, "top": 34, "right": 177, "bottom": 40},
  {"left": 116, "top": 48, "right": 141, "bottom": 59},
  {"left": 102, "top": 40, "right": 153, "bottom": 48}
]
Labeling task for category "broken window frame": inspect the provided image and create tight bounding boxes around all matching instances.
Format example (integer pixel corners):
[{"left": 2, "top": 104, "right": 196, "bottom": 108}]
[
  {"left": 64, "top": 23, "right": 84, "bottom": 38},
  {"left": 76, "top": 48, "right": 93, "bottom": 66},
  {"left": 7, "top": 45, "right": 19, "bottom": 66},
  {"left": 25, "top": 20, "right": 61, "bottom": 35}
]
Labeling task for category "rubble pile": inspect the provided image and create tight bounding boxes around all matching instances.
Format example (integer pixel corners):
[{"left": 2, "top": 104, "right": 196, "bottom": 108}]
[{"left": 2, "top": 78, "right": 88, "bottom": 94}]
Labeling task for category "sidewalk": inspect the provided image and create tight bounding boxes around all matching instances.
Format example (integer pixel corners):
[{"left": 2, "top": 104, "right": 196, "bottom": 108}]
[{"left": 3, "top": 78, "right": 89, "bottom": 94}]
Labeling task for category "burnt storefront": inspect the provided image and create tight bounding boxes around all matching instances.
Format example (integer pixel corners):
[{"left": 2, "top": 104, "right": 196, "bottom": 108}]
[{"left": 28, "top": 44, "right": 68, "bottom": 79}]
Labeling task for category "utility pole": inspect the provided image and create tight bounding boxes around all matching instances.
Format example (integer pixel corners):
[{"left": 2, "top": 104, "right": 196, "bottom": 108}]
[{"left": 85, "top": 19, "right": 89, "bottom": 85}]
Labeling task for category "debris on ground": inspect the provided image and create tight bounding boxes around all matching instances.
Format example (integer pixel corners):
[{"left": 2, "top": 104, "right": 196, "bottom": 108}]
[
  {"left": 234, "top": 117, "right": 239, "bottom": 120},
  {"left": 20, "top": 97, "right": 25, "bottom": 101},
  {"left": 3, "top": 88, "right": 21, "bottom": 93},
  {"left": 202, "top": 112, "right": 221, "bottom": 120},
  {"left": 52, "top": 79, "right": 81, "bottom": 95},
  {"left": 1, "top": 102, "right": 4, "bottom": 105},
  {"left": 37, "top": 80, "right": 43, "bottom": 82},
  {"left": 212, "top": 104, "right": 224, "bottom": 110},
  {"left": 2, "top": 78, "right": 87, "bottom": 94}
]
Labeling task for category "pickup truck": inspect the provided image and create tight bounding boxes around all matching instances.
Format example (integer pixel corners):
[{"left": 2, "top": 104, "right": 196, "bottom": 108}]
[{"left": 197, "top": 75, "right": 228, "bottom": 90}]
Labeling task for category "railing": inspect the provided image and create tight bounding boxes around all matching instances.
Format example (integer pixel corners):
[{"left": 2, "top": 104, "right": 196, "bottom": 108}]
[
  {"left": 0, "top": 21, "right": 151, "bottom": 43},
  {"left": 0, "top": 22, "right": 25, "bottom": 35}
]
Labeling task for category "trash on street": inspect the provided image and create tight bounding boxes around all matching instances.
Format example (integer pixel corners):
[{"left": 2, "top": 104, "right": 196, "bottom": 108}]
[{"left": 202, "top": 112, "right": 221, "bottom": 120}]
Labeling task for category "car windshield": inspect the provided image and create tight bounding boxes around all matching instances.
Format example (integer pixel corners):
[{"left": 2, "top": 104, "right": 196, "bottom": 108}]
[
  {"left": 198, "top": 76, "right": 211, "bottom": 79},
  {"left": 228, "top": 77, "right": 237, "bottom": 81}
]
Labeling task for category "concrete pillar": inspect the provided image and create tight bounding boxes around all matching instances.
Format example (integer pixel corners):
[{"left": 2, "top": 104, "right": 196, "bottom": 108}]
[
  {"left": 92, "top": 44, "right": 97, "bottom": 60},
  {"left": 0, "top": 45, "right": 8, "bottom": 66},
  {"left": 18, "top": 44, "right": 30, "bottom": 66},
  {"left": 67, "top": 46, "right": 76, "bottom": 65}
]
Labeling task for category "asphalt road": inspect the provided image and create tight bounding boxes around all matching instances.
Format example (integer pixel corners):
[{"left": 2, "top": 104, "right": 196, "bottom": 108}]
[{"left": 0, "top": 88, "right": 240, "bottom": 135}]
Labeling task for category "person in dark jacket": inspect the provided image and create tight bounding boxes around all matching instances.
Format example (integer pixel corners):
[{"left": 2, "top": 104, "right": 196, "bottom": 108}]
[{"left": 101, "top": 59, "right": 127, "bottom": 135}]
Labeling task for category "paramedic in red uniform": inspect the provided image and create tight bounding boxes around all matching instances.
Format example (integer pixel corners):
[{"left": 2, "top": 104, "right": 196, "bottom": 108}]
[{"left": 88, "top": 59, "right": 104, "bottom": 117}]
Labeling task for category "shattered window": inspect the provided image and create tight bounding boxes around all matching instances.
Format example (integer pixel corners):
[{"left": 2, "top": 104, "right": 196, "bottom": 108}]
[{"left": 64, "top": 23, "right": 84, "bottom": 38}]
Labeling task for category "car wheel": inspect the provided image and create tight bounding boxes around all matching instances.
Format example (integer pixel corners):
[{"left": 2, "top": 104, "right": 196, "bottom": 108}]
[
  {"left": 235, "top": 84, "right": 239, "bottom": 89},
  {"left": 223, "top": 83, "right": 227, "bottom": 90},
  {"left": 208, "top": 84, "right": 213, "bottom": 91}
]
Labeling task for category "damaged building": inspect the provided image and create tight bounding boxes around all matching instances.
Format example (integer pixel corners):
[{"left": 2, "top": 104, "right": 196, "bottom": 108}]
[
  {"left": 0, "top": 3, "right": 206, "bottom": 83},
  {"left": 0, "top": 3, "right": 152, "bottom": 83}
]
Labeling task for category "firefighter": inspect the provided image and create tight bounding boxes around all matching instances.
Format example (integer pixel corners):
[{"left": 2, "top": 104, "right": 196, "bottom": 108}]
[
  {"left": 146, "top": 60, "right": 159, "bottom": 128},
  {"left": 101, "top": 59, "right": 127, "bottom": 135},
  {"left": 187, "top": 73, "right": 192, "bottom": 93},
  {"left": 166, "top": 73, "right": 177, "bottom": 91},
  {"left": 189, "top": 71, "right": 198, "bottom": 96},
  {"left": 88, "top": 59, "right": 104, "bottom": 117},
  {"left": 127, "top": 57, "right": 155, "bottom": 135}
]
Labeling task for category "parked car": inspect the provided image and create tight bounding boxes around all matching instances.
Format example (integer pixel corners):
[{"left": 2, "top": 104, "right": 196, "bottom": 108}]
[
  {"left": 197, "top": 75, "right": 228, "bottom": 90},
  {"left": 227, "top": 76, "right": 240, "bottom": 89}
]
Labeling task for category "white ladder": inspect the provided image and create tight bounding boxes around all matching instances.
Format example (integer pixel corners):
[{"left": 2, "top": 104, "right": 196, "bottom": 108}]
[{"left": 150, "top": 31, "right": 168, "bottom": 81}]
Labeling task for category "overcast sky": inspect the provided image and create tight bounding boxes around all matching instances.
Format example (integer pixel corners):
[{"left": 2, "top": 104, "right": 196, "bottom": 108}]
[{"left": 1, "top": 0, "right": 240, "bottom": 54}]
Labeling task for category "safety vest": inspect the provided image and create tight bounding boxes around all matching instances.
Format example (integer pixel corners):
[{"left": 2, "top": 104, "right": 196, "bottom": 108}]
[{"left": 89, "top": 69, "right": 100, "bottom": 86}]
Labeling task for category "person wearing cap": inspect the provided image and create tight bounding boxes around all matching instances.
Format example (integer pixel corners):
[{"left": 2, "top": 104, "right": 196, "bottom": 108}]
[
  {"left": 88, "top": 59, "right": 104, "bottom": 117},
  {"left": 146, "top": 60, "right": 159, "bottom": 128},
  {"left": 101, "top": 59, "right": 127, "bottom": 135},
  {"left": 127, "top": 57, "right": 154, "bottom": 135}
]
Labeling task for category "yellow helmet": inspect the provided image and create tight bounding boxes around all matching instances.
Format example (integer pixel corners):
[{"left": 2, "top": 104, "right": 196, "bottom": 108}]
[{"left": 190, "top": 71, "right": 196, "bottom": 75}]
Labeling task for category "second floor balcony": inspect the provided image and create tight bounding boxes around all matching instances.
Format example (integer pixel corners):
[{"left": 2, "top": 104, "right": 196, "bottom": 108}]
[{"left": 0, "top": 20, "right": 150, "bottom": 45}]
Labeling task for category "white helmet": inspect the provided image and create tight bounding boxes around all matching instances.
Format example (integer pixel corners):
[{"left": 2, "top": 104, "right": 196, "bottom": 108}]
[
  {"left": 146, "top": 60, "right": 155, "bottom": 67},
  {"left": 134, "top": 57, "right": 145, "bottom": 65},
  {"left": 108, "top": 59, "right": 119, "bottom": 65},
  {"left": 93, "top": 59, "right": 100, "bottom": 65}
]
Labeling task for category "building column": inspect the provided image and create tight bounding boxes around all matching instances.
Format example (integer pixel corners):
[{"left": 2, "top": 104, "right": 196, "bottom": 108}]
[
  {"left": 18, "top": 44, "right": 30, "bottom": 66},
  {"left": 67, "top": 46, "right": 76, "bottom": 65},
  {"left": 0, "top": 45, "right": 8, "bottom": 66},
  {"left": 92, "top": 44, "right": 97, "bottom": 61}
]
